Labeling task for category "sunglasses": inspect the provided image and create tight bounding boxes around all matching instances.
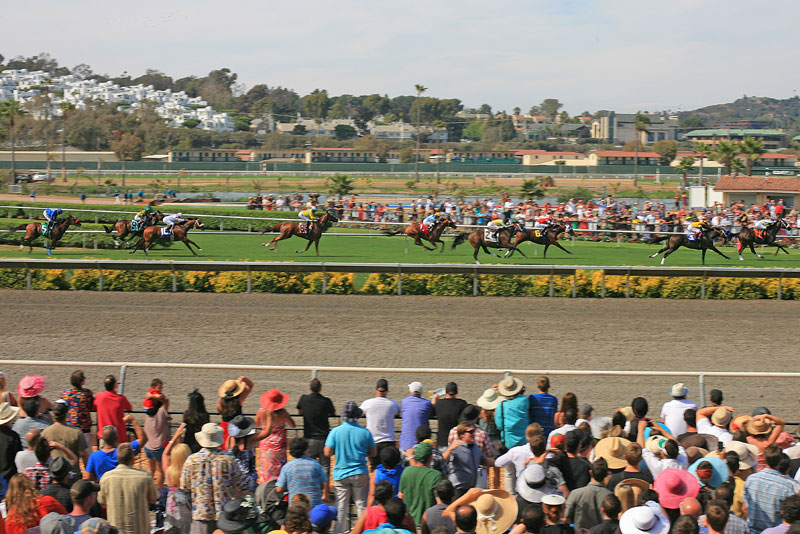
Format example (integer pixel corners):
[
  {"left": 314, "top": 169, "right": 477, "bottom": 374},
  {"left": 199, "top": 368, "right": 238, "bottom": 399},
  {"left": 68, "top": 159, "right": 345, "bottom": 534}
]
[{"left": 462, "top": 429, "right": 476, "bottom": 435}]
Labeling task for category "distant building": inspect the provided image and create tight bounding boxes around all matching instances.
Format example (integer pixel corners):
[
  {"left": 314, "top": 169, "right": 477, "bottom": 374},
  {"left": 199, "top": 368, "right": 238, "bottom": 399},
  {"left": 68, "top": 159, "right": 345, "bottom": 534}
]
[
  {"left": 685, "top": 129, "right": 788, "bottom": 149},
  {"left": 0, "top": 150, "right": 119, "bottom": 162},
  {"left": 515, "top": 150, "right": 584, "bottom": 165},
  {"left": 714, "top": 175, "right": 800, "bottom": 207},
  {"left": 590, "top": 151, "right": 662, "bottom": 165},
  {"left": 591, "top": 112, "right": 680, "bottom": 144}
]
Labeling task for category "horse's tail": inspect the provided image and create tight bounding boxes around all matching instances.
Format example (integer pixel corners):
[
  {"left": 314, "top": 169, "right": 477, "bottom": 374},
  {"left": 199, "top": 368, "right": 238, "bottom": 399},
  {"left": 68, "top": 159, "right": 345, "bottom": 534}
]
[
  {"left": 382, "top": 227, "right": 404, "bottom": 236},
  {"left": 9, "top": 224, "right": 29, "bottom": 232},
  {"left": 260, "top": 223, "right": 283, "bottom": 235},
  {"left": 103, "top": 224, "right": 115, "bottom": 234},
  {"left": 451, "top": 232, "right": 470, "bottom": 250},
  {"left": 647, "top": 234, "right": 670, "bottom": 245}
]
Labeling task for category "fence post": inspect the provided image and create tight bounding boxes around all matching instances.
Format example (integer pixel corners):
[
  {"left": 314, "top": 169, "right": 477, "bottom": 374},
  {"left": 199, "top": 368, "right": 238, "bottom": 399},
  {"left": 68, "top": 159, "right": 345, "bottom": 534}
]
[
  {"left": 311, "top": 368, "right": 318, "bottom": 380},
  {"left": 93, "top": 238, "right": 97, "bottom": 250},
  {"left": 248, "top": 222, "right": 252, "bottom": 233},
  {"left": 601, "top": 270, "right": 606, "bottom": 298},
  {"left": 698, "top": 374, "right": 706, "bottom": 408},
  {"left": 82, "top": 235, "right": 86, "bottom": 249},
  {"left": 549, "top": 268, "right": 554, "bottom": 297},
  {"left": 119, "top": 365, "right": 127, "bottom": 395},
  {"left": 220, "top": 220, "right": 224, "bottom": 231},
  {"left": 616, "top": 233, "right": 621, "bottom": 248},
  {"left": 246, "top": 266, "right": 252, "bottom": 294},
  {"left": 625, "top": 269, "right": 630, "bottom": 298},
  {"left": 322, "top": 263, "right": 327, "bottom": 294},
  {"left": 777, "top": 273, "right": 783, "bottom": 300},
  {"left": 397, "top": 265, "right": 403, "bottom": 295}
]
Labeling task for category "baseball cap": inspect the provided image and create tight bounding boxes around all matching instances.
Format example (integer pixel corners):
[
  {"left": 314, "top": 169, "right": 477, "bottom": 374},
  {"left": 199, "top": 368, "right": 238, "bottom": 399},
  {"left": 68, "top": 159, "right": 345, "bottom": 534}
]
[
  {"left": 408, "top": 381, "right": 423, "bottom": 394},
  {"left": 310, "top": 504, "right": 337, "bottom": 530},
  {"left": 414, "top": 441, "right": 434, "bottom": 461},
  {"left": 376, "top": 379, "right": 389, "bottom": 391}
]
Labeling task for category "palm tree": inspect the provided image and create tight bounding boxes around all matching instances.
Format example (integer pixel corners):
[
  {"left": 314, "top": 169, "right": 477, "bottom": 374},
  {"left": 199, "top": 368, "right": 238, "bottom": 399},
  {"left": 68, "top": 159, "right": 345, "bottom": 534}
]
[
  {"left": 633, "top": 112, "right": 651, "bottom": 186},
  {"left": 740, "top": 137, "right": 765, "bottom": 176},
  {"left": 414, "top": 84, "right": 427, "bottom": 183},
  {"left": 0, "top": 100, "right": 24, "bottom": 181},
  {"left": 433, "top": 119, "right": 446, "bottom": 184},
  {"left": 712, "top": 139, "right": 740, "bottom": 176},
  {"left": 693, "top": 142, "right": 711, "bottom": 182},
  {"left": 676, "top": 156, "right": 695, "bottom": 189},
  {"left": 59, "top": 102, "right": 75, "bottom": 182}
]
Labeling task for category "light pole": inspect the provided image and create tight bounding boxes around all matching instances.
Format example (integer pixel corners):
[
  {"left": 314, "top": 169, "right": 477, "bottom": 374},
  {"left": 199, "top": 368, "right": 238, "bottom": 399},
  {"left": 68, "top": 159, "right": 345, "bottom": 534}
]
[{"left": 414, "top": 84, "right": 427, "bottom": 183}]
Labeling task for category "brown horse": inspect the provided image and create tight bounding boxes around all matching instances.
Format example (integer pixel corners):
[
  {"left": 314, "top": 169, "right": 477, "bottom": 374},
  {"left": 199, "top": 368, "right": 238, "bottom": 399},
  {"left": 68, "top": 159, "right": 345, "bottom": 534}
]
[
  {"left": 648, "top": 226, "right": 730, "bottom": 265},
  {"left": 509, "top": 222, "right": 575, "bottom": 258},
  {"left": 260, "top": 210, "right": 339, "bottom": 255},
  {"left": 103, "top": 211, "right": 164, "bottom": 247},
  {"left": 451, "top": 224, "right": 528, "bottom": 264},
  {"left": 13, "top": 215, "right": 82, "bottom": 255},
  {"left": 730, "top": 218, "right": 791, "bottom": 260},
  {"left": 383, "top": 216, "right": 457, "bottom": 252},
  {"left": 129, "top": 219, "right": 205, "bottom": 255}
]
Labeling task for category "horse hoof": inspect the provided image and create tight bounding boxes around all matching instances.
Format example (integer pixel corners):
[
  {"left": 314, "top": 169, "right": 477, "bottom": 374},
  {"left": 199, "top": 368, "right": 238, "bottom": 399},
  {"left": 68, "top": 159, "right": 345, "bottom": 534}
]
[
  {"left": 660, "top": 259, "right": 665, "bottom": 265},
  {"left": 739, "top": 257, "right": 744, "bottom": 261},
  {"left": 757, "top": 255, "right": 763, "bottom": 259},
  {"left": 198, "top": 249, "right": 203, "bottom": 252},
  {"left": 649, "top": 253, "right": 657, "bottom": 258}
]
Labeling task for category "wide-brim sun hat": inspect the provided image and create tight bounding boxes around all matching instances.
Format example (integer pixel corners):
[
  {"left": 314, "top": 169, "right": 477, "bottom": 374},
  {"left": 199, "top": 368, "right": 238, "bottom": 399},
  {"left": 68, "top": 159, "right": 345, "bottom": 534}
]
[
  {"left": 195, "top": 423, "right": 224, "bottom": 448},
  {"left": 731, "top": 414, "right": 751, "bottom": 433},
  {"left": 477, "top": 388, "right": 502, "bottom": 410},
  {"left": 711, "top": 407, "right": 732, "bottom": 426},
  {"left": 589, "top": 416, "right": 613, "bottom": 439},
  {"left": 218, "top": 379, "right": 246, "bottom": 399},
  {"left": 228, "top": 415, "right": 256, "bottom": 438},
  {"left": 691, "top": 455, "right": 729, "bottom": 488},
  {"left": 474, "top": 489, "right": 518, "bottom": 534},
  {"left": 516, "top": 463, "right": 553, "bottom": 503},
  {"left": 745, "top": 418, "right": 773, "bottom": 436},
  {"left": 260, "top": 389, "right": 290, "bottom": 411},
  {"left": 217, "top": 497, "right": 261, "bottom": 533},
  {"left": 497, "top": 375, "right": 524, "bottom": 397},
  {"left": 17, "top": 375, "right": 45, "bottom": 398},
  {"left": 653, "top": 468, "right": 700, "bottom": 509},
  {"left": 723, "top": 440, "right": 760, "bottom": 471},
  {"left": 595, "top": 437, "right": 632, "bottom": 470},
  {"left": 645, "top": 436, "right": 667, "bottom": 456},
  {"left": 670, "top": 383, "right": 689, "bottom": 397},
  {"left": 0, "top": 402, "right": 19, "bottom": 425},
  {"left": 619, "top": 505, "right": 670, "bottom": 534}
]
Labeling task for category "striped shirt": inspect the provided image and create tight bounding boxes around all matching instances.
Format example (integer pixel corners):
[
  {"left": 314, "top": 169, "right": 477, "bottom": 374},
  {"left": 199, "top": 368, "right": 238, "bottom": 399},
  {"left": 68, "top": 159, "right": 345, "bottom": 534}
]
[{"left": 744, "top": 468, "right": 796, "bottom": 534}]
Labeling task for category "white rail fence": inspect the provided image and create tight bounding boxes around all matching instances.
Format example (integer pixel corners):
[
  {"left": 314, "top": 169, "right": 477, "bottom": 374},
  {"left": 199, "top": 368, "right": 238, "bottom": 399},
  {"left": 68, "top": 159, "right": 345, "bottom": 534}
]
[{"left": 1, "top": 259, "right": 799, "bottom": 299}]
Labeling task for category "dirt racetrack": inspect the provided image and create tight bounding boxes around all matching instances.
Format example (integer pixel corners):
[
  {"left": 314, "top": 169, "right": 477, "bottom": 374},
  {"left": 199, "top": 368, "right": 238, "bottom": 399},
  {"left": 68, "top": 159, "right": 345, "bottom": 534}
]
[{"left": 0, "top": 290, "right": 797, "bottom": 423}]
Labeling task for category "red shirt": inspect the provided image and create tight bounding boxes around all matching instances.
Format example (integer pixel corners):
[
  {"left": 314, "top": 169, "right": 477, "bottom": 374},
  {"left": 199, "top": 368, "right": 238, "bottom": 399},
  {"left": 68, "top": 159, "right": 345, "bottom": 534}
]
[
  {"left": 95, "top": 390, "right": 132, "bottom": 440},
  {"left": 5, "top": 496, "right": 66, "bottom": 534}
]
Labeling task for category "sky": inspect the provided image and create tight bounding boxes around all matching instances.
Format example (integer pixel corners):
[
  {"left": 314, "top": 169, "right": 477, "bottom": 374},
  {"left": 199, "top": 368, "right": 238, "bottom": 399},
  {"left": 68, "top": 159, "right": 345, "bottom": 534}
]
[{"left": 5, "top": 0, "right": 800, "bottom": 115}]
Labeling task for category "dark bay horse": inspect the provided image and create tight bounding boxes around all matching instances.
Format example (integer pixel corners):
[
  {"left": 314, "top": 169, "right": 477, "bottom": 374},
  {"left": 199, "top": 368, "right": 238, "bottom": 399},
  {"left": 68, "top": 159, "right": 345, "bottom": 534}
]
[
  {"left": 13, "top": 215, "right": 82, "bottom": 255},
  {"left": 451, "top": 225, "right": 528, "bottom": 264},
  {"left": 261, "top": 210, "right": 339, "bottom": 255},
  {"left": 731, "top": 218, "right": 791, "bottom": 260},
  {"left": 103, "top": 211, "right": 164, "bottom": 247},
  {"left": 383, "top": 216, "right": 457, "bottom": 252},
  {"left": 648, "top": 226, "right": 730, "bottom": 265},
  {"left": 129, "top": 219, "right": 205, "bottom": 255},
  {"left": 509, "top": 222, "right": 575, "bottom": 258}
]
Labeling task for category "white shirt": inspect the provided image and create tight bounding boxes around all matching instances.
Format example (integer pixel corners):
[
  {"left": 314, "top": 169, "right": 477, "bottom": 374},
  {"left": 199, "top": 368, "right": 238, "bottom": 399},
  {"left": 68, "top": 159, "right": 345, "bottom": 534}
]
[
  {"left": 642, "top": 446, "right": 688, "bottom": 478},
  {"left": 547, "top": 424, "right": 577, "bottom": 448},
  {"left": 495, "top": 443, "right": 534, "bottom": 475},
  {"left": 359, "top": 397, "right": 400, "bottom": 444},
  {"left": 660, "top": 399, "right": 697, "bottom": 437},
  {"left": 696, "top": 418, "right": 733, "bottom": 445}
]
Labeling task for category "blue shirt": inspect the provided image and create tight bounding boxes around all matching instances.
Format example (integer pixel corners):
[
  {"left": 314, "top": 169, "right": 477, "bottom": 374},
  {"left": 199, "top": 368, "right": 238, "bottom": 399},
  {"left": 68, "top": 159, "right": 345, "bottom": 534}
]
[
  {"left": 363, "top": 523, "right": 413, "bottom": 534},
  {"left": 495, "top": 395, "right": 531, "bottom": 448},
  {"left": 325, "top": 421, "right": 375, "bottom": 480},
  {"left": 744, "top": 468, "right": 797, "bottom": 534},
  {"left": 529, "top": 393, "right": 558, "bottom": 436},
  {"left": 86, "top": 440, "right": 140, "bottom": 480},
  {"left": 399, "top": 396, "right": 433, "bottom": 450},
  {"left": 374, "top": 464, "right": 403, "bottom": 495},
  {"left": 276, "top": 456, "right": 328, "bottom": 507}
]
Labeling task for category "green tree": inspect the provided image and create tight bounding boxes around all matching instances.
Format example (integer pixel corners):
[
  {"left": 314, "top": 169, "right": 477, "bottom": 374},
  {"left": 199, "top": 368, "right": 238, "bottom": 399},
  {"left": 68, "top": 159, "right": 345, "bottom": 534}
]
[
  {"left": 111, "top": 133, "right": 145, "bottom": 160},
  {"left": 463, "top": 121, "right": 487, "bottom": 141},
  {"left": 334, "top": 124, "right": 357, "bottom": 140},
  {"left": 398, "top": 146, "right": 414, "bottom": 163},
  {"left": 513, "top": 107, "right": 521, "bottom": 116},
  {"left": 712, "top": 139, "right": 740, "bottom": 175},
  {"left": 680, "top": 115, "right": 707, "bottom": 129},
  {"left": 183, "top": 119, "right": 200, "bottom": 128},
  {"left": 676, "top": 156, "right": 695, "bottom": 189},
  {"left": 653, "top": 140, "right": 678, "bottom": 165},
  {"left": 740, "top": 136, "right": 765, "bottom": 175},
  {"left": 326, "top": 174, "right": 354, "bottom": 198},
  {"left": 233, "top": 116, "right": 251, "bottom": 132},
  {"left": 540, "top": 98, "right": 563, "bottom": 120},
  {"left": 730, "top": 157, "right": 745, "bottom": 176},
  {"left": 478, "top": 103, "right": 492, "bottom": 115},
  {"left": 520, "top": 179, "right": 546, "bottom": 199},
  {"left": 292, "top": 124, "right": 307, "bottom": 135},
  {"left": 303, "top": 90, "right": 330, "bottom": 135},
  {"left": 633, "top": 112, "right": 651, "bottom": 185}
]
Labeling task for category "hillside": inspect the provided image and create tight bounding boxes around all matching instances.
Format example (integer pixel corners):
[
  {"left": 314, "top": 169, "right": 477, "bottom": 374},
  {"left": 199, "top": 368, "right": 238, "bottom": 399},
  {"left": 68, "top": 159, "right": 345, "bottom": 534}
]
[{"left": 681, "top": 95, "right": 800, "bottom": 131}]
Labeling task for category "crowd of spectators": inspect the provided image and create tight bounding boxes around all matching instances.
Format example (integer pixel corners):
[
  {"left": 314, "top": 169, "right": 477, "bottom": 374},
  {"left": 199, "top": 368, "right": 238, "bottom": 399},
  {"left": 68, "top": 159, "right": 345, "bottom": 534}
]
[{"left": 0, "top": 371, "right": 797, "bottom": 534}]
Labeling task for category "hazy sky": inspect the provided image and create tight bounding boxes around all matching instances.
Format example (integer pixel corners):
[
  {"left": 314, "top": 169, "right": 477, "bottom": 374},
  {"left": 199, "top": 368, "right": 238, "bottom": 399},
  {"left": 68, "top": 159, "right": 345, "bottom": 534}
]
[{"left": 5, "top": 0, "right": 800, "bottom": 114}]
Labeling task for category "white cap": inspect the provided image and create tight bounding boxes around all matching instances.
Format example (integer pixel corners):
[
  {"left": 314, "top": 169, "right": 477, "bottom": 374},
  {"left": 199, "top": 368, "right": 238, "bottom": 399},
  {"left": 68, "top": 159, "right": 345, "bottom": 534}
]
[{"left": 408, "top": 381, "right": 423, "bottom": 393}]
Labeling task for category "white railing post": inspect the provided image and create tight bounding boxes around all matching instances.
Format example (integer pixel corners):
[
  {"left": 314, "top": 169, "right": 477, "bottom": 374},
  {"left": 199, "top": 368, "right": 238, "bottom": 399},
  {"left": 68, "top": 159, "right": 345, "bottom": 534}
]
[
  {"left": 698, "top": 374, "right": 706, "bottom": 407},
  {"left": 119, "top": 364, "right": 127, "bottom": 395}
]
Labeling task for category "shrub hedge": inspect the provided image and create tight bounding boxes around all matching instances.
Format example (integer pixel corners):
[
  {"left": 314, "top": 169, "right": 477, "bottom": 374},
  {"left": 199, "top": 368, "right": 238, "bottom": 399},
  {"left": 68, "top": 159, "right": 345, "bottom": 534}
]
[{"left": 0, "top": 268, "right": 789, "bottom": 299}]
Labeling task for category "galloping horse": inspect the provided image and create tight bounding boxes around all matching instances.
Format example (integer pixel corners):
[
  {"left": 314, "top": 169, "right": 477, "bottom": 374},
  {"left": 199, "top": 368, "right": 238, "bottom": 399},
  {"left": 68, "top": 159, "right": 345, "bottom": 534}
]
[
  {"left": 648, "top": 226, "right": 730, "bottom": 265},
  {"left": 260, "top": 209, "right": 339, "bottom": 255},
  {"left": 129, "top": 219, "right": 205, "bottom": 255},
  {"left": 509, "top": 222, "right": 575, "bottom": 258},
  {"left": 451, "top": 224, "right": 528, "bottom": 264},
  {"left": 13, "top": 215, "right": 82, "bottom": 255},
  {"left": 103, "top": 211, "right": 164, "bottom": 247},
  {"left": 383, "top": 216, "right": 458, "bottom": 252},
  {"left": 731, "top": 218, "right": 791, "bottom": 260}
]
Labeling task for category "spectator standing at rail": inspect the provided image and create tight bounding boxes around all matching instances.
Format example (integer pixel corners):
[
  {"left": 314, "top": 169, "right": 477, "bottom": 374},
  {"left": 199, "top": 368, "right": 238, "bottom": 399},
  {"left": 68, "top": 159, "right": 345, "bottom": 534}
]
[
  {"left": 399, "top": 441, "right": 444, "bottom": 524},
  {"left": 495, "top": 375, "right": 531, "bottom": 497},
  {"left": 696, "top": 406, "right": 734, "bottom": 446},
  {"left": 0, "top": 401, "right": 22, "bottom": 482},
  {"left": 660, "top": 383, "right": 697, "bottom": 437},
  {"left": 529, "top": 377, "right": 558, "bottom": 438},
  {"left": 99, "top": 442, "right": 158, "bottom": 534},
  {"left": 432, "top": 382, "right": 467, "bottom": 451},
  {"left": 60, "top": 370, "right": 94, "bottom": 446},
  {"left": 296, "top": 378, "right": 336, "bottom": 494},
  {"left": 182, "top": 389, "right": 210, "bottom": 454},
  {"left": 13, "top": 398, "right": 50, "bottom": 447},
  {"left": 216, "top": 376, "right": 254, "bottom": 449},
  {"left": 94, "top": 376, "right": 132, "bottom": 443},
  {"left": 86, "top": 415, "right": 146, "bottom": 481},
  {"left": 400, "top": 382, "right": 434, "bottom": 451},
  {"left": 361, "top": 379, "right": 400, "bottom": 469},
  {"left": 276, "top": 437, "right": 328, "bottom": 507},
  {"left": 42, "top": 400, "right": 90, "bottom": 477}
]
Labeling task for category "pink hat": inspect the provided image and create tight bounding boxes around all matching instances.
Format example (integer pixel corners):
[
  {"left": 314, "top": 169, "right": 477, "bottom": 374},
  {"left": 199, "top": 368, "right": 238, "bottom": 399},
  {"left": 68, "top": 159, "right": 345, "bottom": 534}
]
[
  {"left": 17, "top": 376, "right": 45, "bottom": 399},
  {"left": 653, "top": 469, "right": 699, "bottom": 509}
]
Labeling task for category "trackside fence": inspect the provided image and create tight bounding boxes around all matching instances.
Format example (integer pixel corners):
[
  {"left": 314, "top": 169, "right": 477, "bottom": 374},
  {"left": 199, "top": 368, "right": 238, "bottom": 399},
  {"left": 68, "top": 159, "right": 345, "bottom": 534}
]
[{"left": 1, "top": 259, "right": 800, "bottom": 299}]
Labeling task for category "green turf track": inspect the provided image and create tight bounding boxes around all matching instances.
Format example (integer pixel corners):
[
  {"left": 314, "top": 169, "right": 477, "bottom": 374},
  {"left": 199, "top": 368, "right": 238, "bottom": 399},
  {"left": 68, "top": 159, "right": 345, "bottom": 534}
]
[{"left": 1, "top": 232, "right": 798, "bottom": 269}]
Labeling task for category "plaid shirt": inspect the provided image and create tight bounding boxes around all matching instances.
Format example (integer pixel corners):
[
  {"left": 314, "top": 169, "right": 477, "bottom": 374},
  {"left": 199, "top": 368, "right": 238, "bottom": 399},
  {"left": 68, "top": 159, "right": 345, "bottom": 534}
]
[
  {"left": 699, "top": 512, "right": 749, "bottom": 534},
  {"left": 24, "top": 462, "right": 53, "bottom": 491},
  {"left": 447, "top": 426, "right": 495, "bottom": 459},
  {"left": 180, "top": 447, "right": 244, "bottom": 521},
  {"left": 276, "top": 456, "right": 327, "bottom": 506},
  {"left": 744, "top": 468, "right": 796, "bottom": 534}
]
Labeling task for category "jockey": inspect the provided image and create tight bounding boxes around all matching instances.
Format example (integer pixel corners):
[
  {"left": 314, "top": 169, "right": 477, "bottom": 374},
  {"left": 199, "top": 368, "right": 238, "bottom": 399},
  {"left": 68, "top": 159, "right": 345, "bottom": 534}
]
[
  {"left": 684, "top": 214, "right": 706, "bottom": 241},
  {"left": 486, "top": 217, "right": 507, "bottom": 239},
  {"left": 298, "top": 204, "right": 319, "bottom": 229},
  {"left": 133, "top": 205, "right": 153, "bottom": 224},
  {"left": 533, "top": 213, "right": 552, "bottom": 230},
  {"left": 43, "top": 208, "right": 62, "bottom": 224},
  {"left": 753, "top": 216, "right": 775, "bottom": 231},
  {"left": 422, "top": 211, "right": 442, "bottom": 233},
  {"left": 162, "top": 212, "right": 184, "bottom": 234}
]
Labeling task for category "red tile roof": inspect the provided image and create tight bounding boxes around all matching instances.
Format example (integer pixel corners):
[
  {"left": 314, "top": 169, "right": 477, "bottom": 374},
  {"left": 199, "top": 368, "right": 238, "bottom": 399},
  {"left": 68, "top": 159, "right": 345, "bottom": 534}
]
[
  {"left": 595, "top": 151, "right": 660, "bottom": 157},
  {"left": 515, "top": 150, "right": 582, "bottom": 156},
  {"left": 714, "top": 175, "right": 800, "bottom": 192}
]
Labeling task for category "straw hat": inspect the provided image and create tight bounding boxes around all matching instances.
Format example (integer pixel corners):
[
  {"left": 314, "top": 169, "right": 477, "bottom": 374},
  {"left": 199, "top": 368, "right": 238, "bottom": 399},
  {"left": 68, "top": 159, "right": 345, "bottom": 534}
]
[
  {"left": 619, "top": 506, "right": 670, "bottom": 534},
  {"left": 745, "top": 418, "right": 772, "bottom": 436},
  {"left": 616, "top": 478, "right": 651, "bottom": 505},
  {"left": 645, "top": 436, "right": 667, "bottom": 456},
  {"left": 260, "top": 389, "right": 290, "bottom": 411},
  {"left": 195, "top": 423, "right": 224, "bottom": 448},
  {"left": 17, "top": 375, "right": 46, "bottom": 399},
  {"left": 476, "top": 388, "right": 502, "bottom": 410},
  {"left": 497, "top": 375, "right": 524, "bottom": 397},
  {"left": 723, "top": 440, "right": 759, "bottom": 471},
  {"left": 473, "top": 489, "right": 518, "bottom": 534},
  {"left": 594, "top": 437, "right": 631, "bottom": 470},
  {"left": 670, "top": 383, "right": 689, "bottom": 397},
  {"left": 653, "top": 468, "right": 700, "bottom": 509},
  {"left": 218, "top": 379, "right": 246, "bottom": 399},
  {"left": 731, "top": 414, "right": 751, "bottom": 433},
  {"left": 0, "top": 402, "right": 19, "bottom": 425},
  {"left": 711, "top": 407, "right": 732, "bottom": 426},
  {"left": 685, "top": 446, "right": 709, "bottom": 465},
  {"left": 619, "top": 406, "right": 635, "bottom": 421}
]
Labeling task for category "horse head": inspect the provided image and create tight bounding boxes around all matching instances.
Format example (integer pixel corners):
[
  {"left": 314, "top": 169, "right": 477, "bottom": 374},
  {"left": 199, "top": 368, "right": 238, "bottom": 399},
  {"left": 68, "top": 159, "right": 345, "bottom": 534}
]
[
  {"left": 324, "top": 209, "right": 339, "bottom": 223},
  {"left": 442, "top": 217, "right": 457, "bottom": 229},
  {"left": 193, "top": 219, "right": 205, "bottom": 230},
  {"left": 67, "top": 215, "right": 81, "bottom": 227}
]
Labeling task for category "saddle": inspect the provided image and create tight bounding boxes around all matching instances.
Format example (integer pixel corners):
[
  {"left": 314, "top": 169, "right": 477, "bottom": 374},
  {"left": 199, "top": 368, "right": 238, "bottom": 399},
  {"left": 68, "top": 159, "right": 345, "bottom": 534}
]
[
  {"left": 419, "top": 223, "right": 431, "bottom": 236},
  {"left": 41, "top": 221, "right": 50, "bottom": 237},
  {"left": 754, "top": 229, "right": 764, "bottom": 239},
  {"left": 160, "top": 227, "right": 172, "bottom": 237},
  {"left": 131, "top": 220, "right": 144, "bottom": 232},
  {"left": 484, "top": 229, "right": 498, "bottom": 242},
  {"left": 299, "top": 221, "right": 315, "bottom": 234}
]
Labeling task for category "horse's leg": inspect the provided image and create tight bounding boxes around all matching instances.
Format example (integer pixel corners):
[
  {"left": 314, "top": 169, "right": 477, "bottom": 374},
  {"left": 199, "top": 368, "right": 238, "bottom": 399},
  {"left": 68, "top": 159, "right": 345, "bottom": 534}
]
[
  {"left": 650, "top": 245, "right": 669, "bottom": 258},
  {"left": 483, "top": 245, "right": 500, "bottom": 258},
  {"left": 507, "top": 246, "right": 527, "bottom": 258},
  {"left": 296, "top": 238, "right": 314, "bottom": 254},
  {"left": 185, "top": 238, "right": 202, "bottom": 252},
  {"left": 437, "top": 239, "right": 445, "bottom": 253},
  {"left": 315, "top": 238, "right": 320, "bottom": 256},
  {"left": 473, "top": 244, "right": 480, "bottom": 264},
  {"left": 543, "top": 244, "right": 550, "bottom": 258},
  {"left": 660, "top": 247, "right": 677, "bottom": 265},
  {"left": 182, "top": 239, "right": 198, "bottom": 256},
  {"left": 708, "top": 245, "right": 730, "bottom": 260},
  {"left": 414, "top": 237, "right": 435, "bottom": 251},
  {"left": 551, "top": 241, "right": 572, "bottom": 255},
  {"left": 737, "top": 239, "right": 745, "bottom": 260},
  {"left": 702, "top": 248, "right": 707, "bottom": 265}
]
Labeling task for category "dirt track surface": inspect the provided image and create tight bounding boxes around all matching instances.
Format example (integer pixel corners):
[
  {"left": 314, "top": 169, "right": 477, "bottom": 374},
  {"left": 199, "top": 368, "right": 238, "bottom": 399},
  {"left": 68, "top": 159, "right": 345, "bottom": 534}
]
[{"left": 0, "top": 290, "right": 797, "bottom": 421}]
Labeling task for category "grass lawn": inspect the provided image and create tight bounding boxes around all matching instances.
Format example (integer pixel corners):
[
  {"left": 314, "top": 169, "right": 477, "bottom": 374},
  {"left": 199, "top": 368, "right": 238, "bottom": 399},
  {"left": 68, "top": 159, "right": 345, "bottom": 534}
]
[{"left": 1, "top": 232, "right": 798, "bottom": 269}]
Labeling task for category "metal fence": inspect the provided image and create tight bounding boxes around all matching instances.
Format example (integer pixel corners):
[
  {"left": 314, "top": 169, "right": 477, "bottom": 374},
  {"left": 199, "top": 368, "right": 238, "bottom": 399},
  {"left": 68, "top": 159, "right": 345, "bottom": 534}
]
[{"left": 2, "top": 258, "right": 799, "bottom": 299}]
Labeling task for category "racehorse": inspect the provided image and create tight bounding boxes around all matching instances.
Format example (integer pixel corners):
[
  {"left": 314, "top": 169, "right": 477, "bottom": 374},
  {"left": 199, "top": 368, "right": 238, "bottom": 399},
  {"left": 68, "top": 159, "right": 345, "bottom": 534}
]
[
  {"left": 730, "top": 218, "right": 791, "bottom": 260},
  {"left": 129, "top": 219, "right": 205, "bottom": 255},
  {"left": 648, "top": 226, "right": 730, "bottom": 265},
  {"left": 509, "top": 222, "right": 575, "bottom": 258},
  {"left": 260, "top": 209, "right": 339, "bottom": 255},
  {"left": 13, "top": 215, "right": 82, "bottom": 255},
  {"left": 451, "top": 224, "right": 528, "bottom": 264},
  {"left": 103, "top": 211, "right": 164, "bottom": 247},
  {"left": 382, "top": 216, "right": 458, "bottom": 252}
]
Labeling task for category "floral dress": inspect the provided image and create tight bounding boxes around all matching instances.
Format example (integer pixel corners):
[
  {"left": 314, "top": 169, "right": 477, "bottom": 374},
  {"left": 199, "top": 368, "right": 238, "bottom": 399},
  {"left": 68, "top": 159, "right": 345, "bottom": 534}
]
[
  {"left": 61, "top": 387, "right": 94, "bottom": 433},
  {"left": 258, "top": 423, "right": 287, "bottom": 484},
  {"left": 165, "top": 486, "right": 191, "bottom": 533}
]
